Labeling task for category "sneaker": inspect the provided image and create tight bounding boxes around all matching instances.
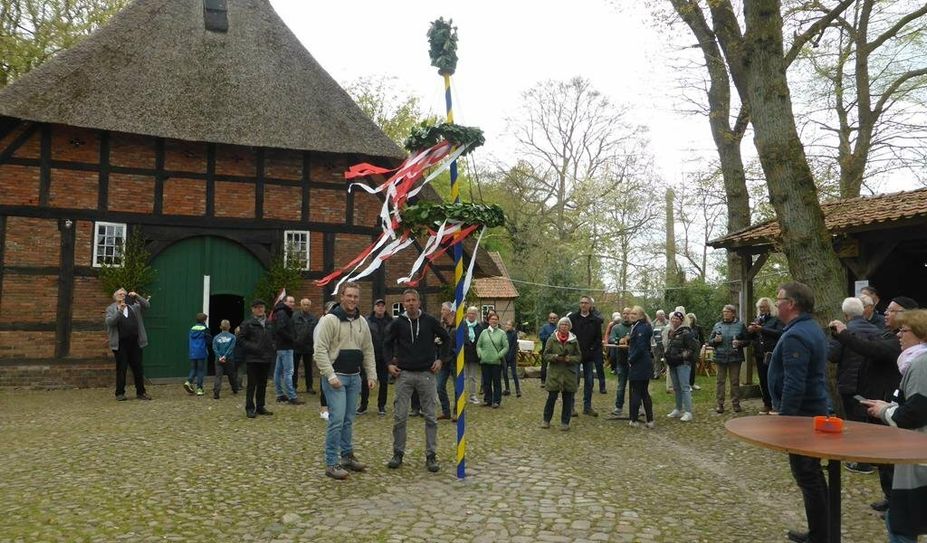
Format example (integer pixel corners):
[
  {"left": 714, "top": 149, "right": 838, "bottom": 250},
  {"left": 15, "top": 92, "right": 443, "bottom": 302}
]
[
  {"left": 116, "top": 394, "right": 127, "bottom": 401},
  {"left": 426, "top": 454, "right": 440, "bottom": 473},
  {"left": 469, "top": 395, "right": 480, "bottom": 405},
  {"left": 183, "top": 381, "right": 194, "bottom": 394},
  {"left": 320, "top": 411, "right": 330, "bottom": 421},
  {"left": 786, "top": 529, "right": 809, "bottom": 543},
  {"left": 715, "top": 406, "right": 725, "bottom": 414},
  {"left": 610, "top": 407, "right": 624, "bottom": 416},
  {"left": 246, "top": 409, "right": 256, "bottom": 418},
  {"left": 340, "top": 453, "right": 367, "bottom": 472},
  {"left": 195, "top": 388, "right": 204, "bottom": 396},
  {"left": 492, "top": 403, "right": 500, "bottom": 409},
  {"left": 583, "top": 408, "right": 598, "bottom": 417},
  {"left": 276, "top": 395, "right": 289, "bottom": 403},
  {"left": 559, "top": 424, "right": 570, "bottom": 431},
  {"left": 516, "top": 392, "right": 522, "bottom": 398},
  {"left": 325, "top": 465, "right": 349, "bottom": 480},
  {"left": 137, "top": 393, "right": 152, "bottom": 401},
  {"left": 769, "top": 410, "right": 779, "bottom": 415},
  {"left": 437, "top": 414, "right": 450, "bottom": 420},
  {"left": 628, "top": 421, "right": 640, "bottom": 428},
  {"left": 306, "top": 389, "right": 317, "bottom": 395},
  {"left": 387, "top": 453, "right": 403, "bottom": 469},
  {"left": 845, "top": 462, "right": 875, "bottom": 474},
  {"left": 571, "top": 409, "right": 578, "bottom": 418},
  {"left": 378, "top": 408, "right": 386, "bottom": 416},
  {"left": 692, "top": 384, "right": 702, "bottom": 390},
  {"left": 667, "top": 409, "right": 681, "bottom": 418},
  {"left": 256, "top": 407, "right": 273, "bottom": 416},
  {"left": 870, "top": 499, "right": 889, "bottom": 512},
  {"left": 758, "top": 409, "right": 770, "bottom": 415},
  {"left": 599, "top": 387, "right": 607, "bottom": 394},
  {"left": 645, "top": 421, "right": 656, "bottom": 429},
  {"left": 356, "top": 407, "right": 367, "bottom": 415},
  {"left": 288, "top": 398, "right": 305, "bottom": 405},
  {"left": 732, "top": 405, "right": 743, "bottom": 413},
  {"left": 680, "top": 412, "right": 693, "bottom": 422},
  {"left": 540, "top": 420, "right": 551, "bottom": 429}
]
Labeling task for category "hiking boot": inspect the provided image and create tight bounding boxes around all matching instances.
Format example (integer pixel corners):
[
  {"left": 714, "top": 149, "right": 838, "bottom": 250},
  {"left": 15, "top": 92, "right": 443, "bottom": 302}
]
[
  {"left": 502, "top": 389, "right": 511, "bottom": 396},
  {"left": 137, "top": 393, "right": 152, "bottom": 401},
  {"left": 571, "top": 408, "right": 578, "bottom": 417},
  {"left": 256, "top": 407, "right": 273, "bottom": 416},
  {"left": 540, "top": 420, "right": 551, "bottom": 429},
  {"left": 583, "top": 407, "right": 598, "bottom": 417},
  {"left": 437, "top": 414, "right": 450, "bottom": 420},
  {"left": 306, "top": 389, "right": 317, "bottom": 395},
  {"left": 340, "top": 454, "right": 367, "bottom": 472},
  {"left": 276, "top": 395, "right": 289, "bottom": 403},
  {"left": 387, "top": 453, "right": 403, "bottom": 469},
  {"left": 288, "top": 398, "right": 305, "bottom": 405},
  {"left": 732, "top": 404, "right": 743, "bottom": 413},
  {"left": 116, "top": 394, "right": 127, "bottom": 401},
  {"left": 559, "top": 424, "right": 570, "bottom": 431},
  {"left": 213, "top": 391, "right": 220, "bottom": 400},
  {"left": 183, "top": 381, "right": 194, "bottom": 394},
  {"left": 246, "top": 409, "right": 256, "bottom": 418},
  {"left": 786, "top": 529, "right": 809, "bottom": 543},
  {"left": 870, "top": 499, "right": 889, "bottom": 512},
  {"left": 426, "top": 454, "right": 440, "bottom": 473},
  {"left": 845, "top": 462, "right": 874, "bottom": 474},
  {"left": 325, "top": 465, "right": 349, "bottom": 480}
]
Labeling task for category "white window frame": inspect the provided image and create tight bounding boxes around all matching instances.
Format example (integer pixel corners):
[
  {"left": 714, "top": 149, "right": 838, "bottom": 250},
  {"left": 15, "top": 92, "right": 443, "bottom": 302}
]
[
  {"left": 92, "top": 221, "right": 127, "bottom": 268},
  {"left": 392, "top": 302, "right": 403, "bottom": 318},
  {"left": 283, "top": 230, "right": 310, "bottom": 271}
]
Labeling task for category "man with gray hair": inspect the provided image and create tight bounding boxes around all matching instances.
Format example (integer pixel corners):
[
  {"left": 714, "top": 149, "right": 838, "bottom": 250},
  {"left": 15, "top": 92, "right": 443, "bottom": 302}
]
[
  {"left": 860, "top": 294, "right": 885, "bottom": 330},
  {"left": 827, "top": 297, "right": 881, "bottom": 474},
  {"left": 104, "top": 288, "right": 151, "bottom": 401}
]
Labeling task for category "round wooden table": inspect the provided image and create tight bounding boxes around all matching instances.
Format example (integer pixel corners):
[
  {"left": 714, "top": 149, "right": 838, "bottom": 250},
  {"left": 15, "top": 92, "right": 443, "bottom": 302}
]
[{"left": 726, "top": 416, "right": 927, "bottom": 543}]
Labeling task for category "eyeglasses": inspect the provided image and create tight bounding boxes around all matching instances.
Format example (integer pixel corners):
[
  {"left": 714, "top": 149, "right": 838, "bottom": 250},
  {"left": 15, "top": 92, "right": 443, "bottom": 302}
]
[{"left": 888, "top": 309, "right": 905, "bottom": 314}]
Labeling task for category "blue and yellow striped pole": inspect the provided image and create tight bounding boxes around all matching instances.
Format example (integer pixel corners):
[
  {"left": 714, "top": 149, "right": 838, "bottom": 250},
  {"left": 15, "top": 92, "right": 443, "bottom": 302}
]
[{"left": 443, "top": 73, "right": 468, "bottom": 480}]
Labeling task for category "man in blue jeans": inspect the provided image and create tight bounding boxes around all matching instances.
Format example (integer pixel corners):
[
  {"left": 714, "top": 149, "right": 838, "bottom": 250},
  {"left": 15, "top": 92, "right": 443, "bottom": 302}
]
[
  {"left": 436, "top": 302, "right": 458, "bottom": 421},
  {"left": 768, "top": 282, "right": 830, "bottom": 543},
  {"left": 569, "top": 295, "right": 603, "bottom": 417},
  {"left": 313, "top": 282, "right": 377, "bottom": 480},
  {"left": 607, "top": 308, "right": 633, "bottom": 419},
  {"left": 272, "top": 295, "right": 304, "bottom": 405}
]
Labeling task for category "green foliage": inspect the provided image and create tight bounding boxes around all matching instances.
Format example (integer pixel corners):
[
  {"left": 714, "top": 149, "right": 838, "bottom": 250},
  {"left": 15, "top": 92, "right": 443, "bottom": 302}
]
[
  {"left": 346, "top": 76, "right": 438, "bottom": 147},
  {"left": 97, "top": 230, "right": 155, "bottom": 297},
  {"left": 403, "top": 122, "right": 485, "bottom": 155},
  {"left": 252, "top": 252, "right": 303, "bottom": 307},
  {"left": 400, "top": 202, "right": 504, "bottom": 231},
  {"left": 663, "top": 279, "right": 730, "bottom": 330},
  {"left": 1, "top": 0, "right": 129, "bottom": 86},
  {"left": 426, "top": 17, "right": 458, "bottom": 76}
]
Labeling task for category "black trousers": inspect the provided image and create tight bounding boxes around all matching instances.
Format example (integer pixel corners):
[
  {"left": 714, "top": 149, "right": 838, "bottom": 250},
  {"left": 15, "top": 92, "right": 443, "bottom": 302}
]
[
  {"left": 359, "top": 368, "right": 369, "bottom": 410},
  {"left": 756, "top": 355, "right": 773, "bottom": 409},
  {"left": 481, "top": 364, "right": 502, "bottom": 405},
  {"left": 246, "top": 363, "right": 270, "bottom": 411},
  {"left": 292, "top": 352, "right": 314, "bottom": 392},
  {"left": 114, "top": 337, "right": 145, "bottom": 397},
  {"left": 629, "top": 379, "right": 653, "bottom": 422},
  {"left": 543, "top": 390, "right": 574, "bottom": 425},
  {"left": 788, "top": 453, "right": 828, "bottom": 543},
  {"left": 376, "top": 362, "right": 389, "bottom": 411}
]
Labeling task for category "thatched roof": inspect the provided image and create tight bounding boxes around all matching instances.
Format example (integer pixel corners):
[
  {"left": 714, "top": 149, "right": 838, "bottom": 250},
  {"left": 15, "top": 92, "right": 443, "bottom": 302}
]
[{"left": 0, "top": 0, "right": 403, "bottom": 159}]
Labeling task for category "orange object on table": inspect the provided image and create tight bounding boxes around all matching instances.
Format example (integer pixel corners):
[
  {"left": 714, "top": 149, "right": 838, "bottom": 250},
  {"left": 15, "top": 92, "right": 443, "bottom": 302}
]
[{"left": 814, "top": 416, "right": 844, "bottom": 433}]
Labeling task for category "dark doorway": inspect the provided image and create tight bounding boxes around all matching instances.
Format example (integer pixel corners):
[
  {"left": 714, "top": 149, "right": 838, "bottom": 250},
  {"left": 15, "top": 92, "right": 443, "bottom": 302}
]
[{"left": 207, "top": 294, "right": 246, "bottom": 375}]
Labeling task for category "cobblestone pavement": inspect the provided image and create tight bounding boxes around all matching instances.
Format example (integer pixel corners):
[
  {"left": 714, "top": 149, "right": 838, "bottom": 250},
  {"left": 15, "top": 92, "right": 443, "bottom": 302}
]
[{"left": 1, "top": 374, "right": 888, "bottom": 542}]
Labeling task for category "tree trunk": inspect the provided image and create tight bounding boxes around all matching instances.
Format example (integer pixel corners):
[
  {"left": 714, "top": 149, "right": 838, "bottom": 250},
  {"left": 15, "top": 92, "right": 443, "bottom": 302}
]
[{"left": 741, "top": 0, "right": 846, "bottom": 320}]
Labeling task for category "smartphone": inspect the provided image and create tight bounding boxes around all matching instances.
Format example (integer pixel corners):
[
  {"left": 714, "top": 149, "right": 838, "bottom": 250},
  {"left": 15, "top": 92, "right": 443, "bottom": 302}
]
[{"left": 853, "top": 394, "right": 867, "bottom": 403}]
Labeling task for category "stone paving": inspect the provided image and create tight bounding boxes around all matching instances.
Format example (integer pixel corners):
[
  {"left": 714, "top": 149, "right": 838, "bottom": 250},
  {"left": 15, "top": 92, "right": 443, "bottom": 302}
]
[{"left": 0, "top": 374, "right": 888, "bottom": 542}]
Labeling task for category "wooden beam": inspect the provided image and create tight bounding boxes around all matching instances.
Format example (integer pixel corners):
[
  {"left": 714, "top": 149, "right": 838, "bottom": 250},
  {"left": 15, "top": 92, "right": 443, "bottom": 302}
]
[
  {"left": 301, "top": 151, "right": 310, "bottom": 222},
  {"left": 0, "top": 215, "right": 6, "bottom": 317},
  {"left": 97, "top": 131, "right": 110, "bottom": 211},
  {"left": 255, "top": 148, "right": 265, "bottom": 219},
  {"left": 55, "top": 218, "right": 76, "bottom": 357},
  {"left": 38, "top": 124, "right": 51, "bottom": 206},
  {"left": 205, "top": 143, "right": 216, "bottom": 217},
  {"left": 153, "top": 138, "right": 165, "bottom": 215},
  {"left": 0, "top": 122, "right": 36, "bottom": 165},
  {"left": 323, "top": 232, "right": 335, "bottom": 301}
]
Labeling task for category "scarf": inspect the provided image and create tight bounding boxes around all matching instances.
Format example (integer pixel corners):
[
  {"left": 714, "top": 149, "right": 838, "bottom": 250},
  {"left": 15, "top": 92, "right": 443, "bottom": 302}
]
[
  {"left": 897, "top": 342, "right": 927, "bottom": 376},
  {"left": 466, "top": 319, "right": 478, "bottom": 342},
  {"left": 556, "top": 330, "right": 569, "bottom": 343}
]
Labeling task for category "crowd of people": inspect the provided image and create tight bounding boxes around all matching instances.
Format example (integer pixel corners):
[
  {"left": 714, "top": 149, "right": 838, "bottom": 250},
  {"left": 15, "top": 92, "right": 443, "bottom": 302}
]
[{"left": 103, "top": 280, "right": 927, "bottom": 542}]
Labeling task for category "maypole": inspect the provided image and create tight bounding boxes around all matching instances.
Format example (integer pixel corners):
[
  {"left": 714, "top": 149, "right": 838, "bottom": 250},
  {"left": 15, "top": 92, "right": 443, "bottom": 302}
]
[{"left": 427, "top": 17, "right": 467, "bottom": 480}]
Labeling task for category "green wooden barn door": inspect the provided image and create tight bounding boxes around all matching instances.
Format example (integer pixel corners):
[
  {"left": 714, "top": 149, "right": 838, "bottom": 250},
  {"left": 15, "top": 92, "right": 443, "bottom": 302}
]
[{"left": 144, "top": 236, "right": 264, "bottom": 378}]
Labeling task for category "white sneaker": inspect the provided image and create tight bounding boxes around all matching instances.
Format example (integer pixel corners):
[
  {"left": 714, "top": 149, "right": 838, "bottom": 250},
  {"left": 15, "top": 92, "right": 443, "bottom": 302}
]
[
  {"left": 680, "top": 412, "right": 693, "bottom": 422},
  {"left": 628, "top": 421, "right": 640, "bottom": 428},
  {"left": 320, "top": 411, "right": 329, "bottom": 420},
  {"left": 667, "top": 409, "right": 681, "bottom": 418},
  {"left": 692, "top": 384, "right": 702, "bottom": 390},
  {"left": 645, "top": 421, "right": 656, "bottom": 429}
]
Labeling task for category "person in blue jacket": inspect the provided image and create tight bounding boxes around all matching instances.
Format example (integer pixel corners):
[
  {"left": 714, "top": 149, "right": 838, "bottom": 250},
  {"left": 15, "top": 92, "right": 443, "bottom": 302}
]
[
  {"left": 768, "top": 282, "right": 829, "bottom": 543},
  {"left": 625, "top": 306, "right": 655, "bottom": 428},
  {"left": 212, "top": 319, "right": 238, "bottom": 399},
  {"left": 538, "top": 313, "right": 558, "bottom": 385},
  {"left": 185, "top": 313, "right": 212, "bottom": 396}
]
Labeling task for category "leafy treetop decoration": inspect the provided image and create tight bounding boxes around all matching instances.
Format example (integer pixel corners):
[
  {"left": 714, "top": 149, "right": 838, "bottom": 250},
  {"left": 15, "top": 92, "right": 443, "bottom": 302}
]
[
  {"left": 403, "top": 122, "right": 485, "bottom": 156},
  {"left": 427, "top": 17, "right": 458, "bottom": 76},
  {"left": 400, "top": 202, "right": 505, "bottom": 232}
]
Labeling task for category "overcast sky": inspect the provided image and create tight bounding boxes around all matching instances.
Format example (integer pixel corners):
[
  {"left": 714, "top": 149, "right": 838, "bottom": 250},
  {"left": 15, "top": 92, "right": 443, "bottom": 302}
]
[{"left": 270, "top": 0, "right": 716, "bottom": 184}]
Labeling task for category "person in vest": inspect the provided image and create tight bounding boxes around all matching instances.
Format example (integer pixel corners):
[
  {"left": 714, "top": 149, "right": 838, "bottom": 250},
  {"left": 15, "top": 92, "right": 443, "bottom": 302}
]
[{"left": 104, "top": 288, "right": 151, "bottom": 401}]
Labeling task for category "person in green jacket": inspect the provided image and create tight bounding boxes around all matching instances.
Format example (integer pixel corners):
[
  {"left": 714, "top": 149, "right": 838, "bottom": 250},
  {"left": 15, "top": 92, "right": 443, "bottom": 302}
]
[
  {"left": 542, "top": 317, "right": 581, "bottom": 430},
  {"left": 477, "top": 312, "right": 509, "bottom": 408}
]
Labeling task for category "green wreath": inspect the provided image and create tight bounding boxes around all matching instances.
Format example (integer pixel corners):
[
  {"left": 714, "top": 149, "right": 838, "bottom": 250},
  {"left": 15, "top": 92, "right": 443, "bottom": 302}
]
[
  {"left": 427, "top": 17, "right": 458, "bottom": 76},
  {"left": 400, "top": 202, "right": 505, "bottom": 232},
  {"left": 403, "top": 122, "right": 485, "bottom": 155}
]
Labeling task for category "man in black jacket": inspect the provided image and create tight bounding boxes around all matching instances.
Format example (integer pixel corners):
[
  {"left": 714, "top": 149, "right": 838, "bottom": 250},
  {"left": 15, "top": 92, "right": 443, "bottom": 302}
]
[
  {"left": 292, "top": 298, "right": 318, "bottom": 395},
  {"left": 239, "top": 299, "right": 275, "bottom": 418},
  {"left": 569, "top": 295, "right": 603, "bottom": 417},
  {"left": 273, "top": 296, "right": 304, "bottom": 405},
  {"left": 829, "top": 295, "right": 919, "bottom": 512},
  {"left": 384, "top": 289, "right": 450, "bottom": 472},
  {"left": 365, "top": 299, "right": 393, "bottom": 416}
]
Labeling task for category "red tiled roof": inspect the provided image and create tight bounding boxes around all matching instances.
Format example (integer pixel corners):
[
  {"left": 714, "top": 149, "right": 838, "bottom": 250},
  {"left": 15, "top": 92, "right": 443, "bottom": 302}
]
[
  {"left": 709, "top": 187, "right": 927, "bottom": 249},
  {"left": 472, "top": 252, "right": 519, "bottom": 298}
]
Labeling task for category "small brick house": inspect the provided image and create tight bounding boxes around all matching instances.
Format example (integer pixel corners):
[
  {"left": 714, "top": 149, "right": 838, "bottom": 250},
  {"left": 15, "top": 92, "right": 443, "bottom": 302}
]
[
  {"left": 471, "top": 251, "right": 519, "bottom": 325},
  {"left": 0, "top": 0, "right": 497, "bottom": 387}
]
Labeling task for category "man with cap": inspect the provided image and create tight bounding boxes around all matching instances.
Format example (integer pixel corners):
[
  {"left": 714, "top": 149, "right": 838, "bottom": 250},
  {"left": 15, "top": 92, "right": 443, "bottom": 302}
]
[
  {"left": 360, "top": 298, "right": 391, "bottom": 415},
  {"left": 829, "top": 295, "right": 920, "bottom": 514},
  {"left": 238, "top": 299, "right": 275, "bottom": 418}
]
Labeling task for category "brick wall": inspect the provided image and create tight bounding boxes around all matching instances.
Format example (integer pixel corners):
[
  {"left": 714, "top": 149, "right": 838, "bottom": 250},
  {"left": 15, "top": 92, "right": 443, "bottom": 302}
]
[
  {"left": 12, "top": 127, "right": 40, "bottom": 159},
  {"left": 0, "top": 331, "right": 55, "bottom": 358},
  {"left": 162, "top": 177, "right": 205, "bottom": 216},
  {"left": 109, "top": 132, "right": 154, "bottom": 169},
  {"left": 308, "top": 189, "right": 345, "bottom": 223},
  {"left": 69, "top": 331, "right": 111, "bottom": 358},
  {"left": 265, "top": 149, "right": 302, "bottom": 180},
  {"left": 263, "top": 184, "right": 301, "bottom": 221},
  {"left": 52, "top": 126, "right": 100, "bottom": 163},
  {"left": 0, "top": 164, "right": 40, "bottom": 206},
  {"left": 72, "top": 277, "right": 110, "bottom": 321},
  {"left": 49, "top": 168, "right": 98, "bottom": 209},
  {"left": 109, "top": 174, "right": 155, "bottom": 214},
  {"left": 165, "top": 140, "right": 206, "bottom": 173},
  {"left": 215, "top": 144, "right": 256, "bottom": 177},
  {"left": 214, "top": 181, "right": 255, "bottom": 218},
  {"left": 0, "top": 275, "right": 58, "bottom": 324},
  {"left": 74, "top": 220, "right": 94, "bottom": 267},
  {"left": 0, "top": 361, "right": 114, "bottom": 389},
  {"left": 3, "top": 217, "right": 60, "bottom": 266}
]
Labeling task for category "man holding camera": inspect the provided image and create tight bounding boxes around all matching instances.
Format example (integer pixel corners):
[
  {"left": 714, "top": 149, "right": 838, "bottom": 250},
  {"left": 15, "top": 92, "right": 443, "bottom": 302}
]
[{"left": 104, "top": 288, "right": 151, "bottom": 401}]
